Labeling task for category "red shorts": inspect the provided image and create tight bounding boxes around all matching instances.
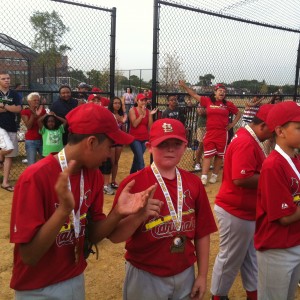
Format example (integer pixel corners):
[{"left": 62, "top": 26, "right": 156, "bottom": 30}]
[{"left": 203, "top": 130, "right": 228, "bottom": 158}]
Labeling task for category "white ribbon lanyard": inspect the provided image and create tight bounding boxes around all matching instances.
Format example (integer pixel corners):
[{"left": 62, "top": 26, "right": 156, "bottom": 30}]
[
  {"left": 245, "top": 124, "right": 267, "bottom": 157},
  {"left": 275, "top": 144, "right": 300, "bottom": 180},
  {"left": 58, "top": 149, "right": 84, "bottom": 238},
  {"left": 151, "top": 162, "right": 183, "bottom": 231}
]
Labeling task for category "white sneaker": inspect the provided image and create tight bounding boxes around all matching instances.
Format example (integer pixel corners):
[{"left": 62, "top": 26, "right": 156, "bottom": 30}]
[
  {"left": 201, "top": 176, "right": 207, "bottom": 186},
  {"left": 104, "top": 185, "right": 114, "bottom": 195},
  {"left": 209, "top": 174, "right": 218, "bottom": 184},
  {"left": 194, "top": 163, "right": 201, "bottom": 171}
]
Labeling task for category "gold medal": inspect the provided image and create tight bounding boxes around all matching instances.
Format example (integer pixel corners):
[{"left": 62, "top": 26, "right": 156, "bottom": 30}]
[{"left": 170, "top": 235, "right": 186, "bottom": 253}]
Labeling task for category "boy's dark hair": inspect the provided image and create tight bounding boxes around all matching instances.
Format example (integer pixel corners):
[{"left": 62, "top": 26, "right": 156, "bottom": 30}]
[
  {"left": 252, "top": 116, "right": 264, "bottom": 125},
  {"left": 108, "top": 97, "right": 124, "bottom": 116},
  {"left": 68, "top": 133, "right": 107, "bottom": 145},
  {"left": 43, "top": 115, "right": 61, "bottom": 130}
]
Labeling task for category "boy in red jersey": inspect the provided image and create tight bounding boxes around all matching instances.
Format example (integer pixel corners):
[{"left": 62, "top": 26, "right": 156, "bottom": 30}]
[
  {"left": 254, "top": 101, "right": 300, "bottom": 299},
  {"left": 210, "top": 104, "right": 274, "bottom": 300},
  {"left": 109, "top": 118, "right": 217, "bottom": 300},
  {"left": 10, "top": 103, "right": 155, "bottom": 299}
]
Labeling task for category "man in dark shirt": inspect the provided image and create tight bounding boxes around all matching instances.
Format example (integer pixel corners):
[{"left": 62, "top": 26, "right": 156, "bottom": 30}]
[
  {"left": 0, "top": 72, "right": 22, "bottom": 191},
  {"left": 162, "top": 95, "right": 186, "bottom": 125}
]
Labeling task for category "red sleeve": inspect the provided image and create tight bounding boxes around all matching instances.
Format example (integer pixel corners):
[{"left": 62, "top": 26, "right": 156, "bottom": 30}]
[
  {"left": 20, "top": 109, "right": 30, "bottom": 117},
  {"left": 199, "top": 96, "right": 209, "bottom": 108},
  {"left": 227, "top": 101, "right": 239, "bottom": 115},
  {"left": 259, "top": 162, "right": 297, "bottom": 222},
  {"left": 10, "top": 173, "right": 49, "bottom": 243},
  {"left": 231, "top": 140, "right": 259, "bottom": 180}
]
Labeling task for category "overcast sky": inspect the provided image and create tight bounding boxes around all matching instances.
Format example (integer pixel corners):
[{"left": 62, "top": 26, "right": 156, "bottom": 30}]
[{"left": 87, "top": 0, "right": 154, "bottom": 70}]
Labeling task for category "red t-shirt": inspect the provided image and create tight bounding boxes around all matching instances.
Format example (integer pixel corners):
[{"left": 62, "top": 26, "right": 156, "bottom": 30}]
[
  {"left": 129, "top": 107, "right": 150, "bottom": 141},
  {"left": 200, "top": 97, "right": 238, "bottom": 131},
  {"left": 215, "top": 127, "right": 266, "bottom": 220},
  {"left": 21, "top": 108, "right": 46, "bottom": 140},
  {"left": 10, "top": 155, "right": 106, "bottom": 290},
  {"left": 254, "top": 150, "right": 300, "bottom": 251},
  {"left": 113, "top": 166, "right": 217, "bottom": 277}
]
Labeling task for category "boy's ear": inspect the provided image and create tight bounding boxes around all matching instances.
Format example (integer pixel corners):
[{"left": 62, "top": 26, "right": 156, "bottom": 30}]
[
  {"left": 274, "top": 126, "right": 285, "bottom": 138},
  {"left": 85, "top": 135, "right": 98, "bottom": 150}
]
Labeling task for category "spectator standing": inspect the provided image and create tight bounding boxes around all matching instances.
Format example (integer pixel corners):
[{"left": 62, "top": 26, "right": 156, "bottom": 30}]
[
  {"left": 210, "top": 104, "right": 273, "bottom": 300},
  {"left": 108, "top": 97, "right": 127, "bottom": 189},
  {"left": 254, "top": 101, "right": 300, "bottom": 300},
  {"left": 76, "top": 82, "right": 90, "bottom": 102},
  {"left": 109, "top": 118, "right": 217, "bottom": 300},
  {"left": 162, "top": 95, "right": 186, "bottom": 125},
  {"left": 0, "top": 71, "right": 22, "bottom": 192},
  {"left": 122, "top": 87, "right": 135, "bottom": 114},
  {"left": 10, "top": 103, "right": 154, "bottom": 299},
  {"left": 128, "top": 93, "right": 157, "bottom": 173},
  {"left": 21, "top": 92, "right": 46, "bottom": 165},
  {"left": 241, "top": 95, "right": 264, "bottom": 127},
  {"left": 51, "top": 85, "right": 78, "bottom": 145},
  {"left": 179, "top": 81, "right": 241, "bottom": 186}
]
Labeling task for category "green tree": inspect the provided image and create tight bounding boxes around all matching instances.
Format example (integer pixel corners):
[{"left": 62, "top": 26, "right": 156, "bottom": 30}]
[
  {"left": 68, "top": 68, "right": 87, "bottom": 87},
  {"left": 30, "top": 10, "right": 71, "bottom": 79},
  {"left": 198, "top": 74, "right": 215, "bottom": 86}
]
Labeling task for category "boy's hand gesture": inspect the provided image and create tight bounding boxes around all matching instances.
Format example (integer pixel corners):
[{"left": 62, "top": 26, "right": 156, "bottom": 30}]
[
  {"left": 116, "top": 180, "right": 158, "bottom": 216},
  {"left": 55, "top": 160, "right": 77, "bottom": 216}
]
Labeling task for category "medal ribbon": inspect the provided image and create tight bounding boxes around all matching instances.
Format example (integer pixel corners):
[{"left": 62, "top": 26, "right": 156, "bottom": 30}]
[
  {"left": 151, "top": 162, "right": 183, "bottom": 231},
  {"left": 275, "top": 144, "right": 300, "bottom": 180},
  {"left": 58, "top": 149, "right": 84, "bottom": 239},
  {"left": 245, "top": 124, "right": 267, "bottom": 157}
]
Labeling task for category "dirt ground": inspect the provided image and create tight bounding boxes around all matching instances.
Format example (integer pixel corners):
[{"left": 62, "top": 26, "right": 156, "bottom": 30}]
[{"left": 1, "top": 146, "right": 299, "bottom": 300}]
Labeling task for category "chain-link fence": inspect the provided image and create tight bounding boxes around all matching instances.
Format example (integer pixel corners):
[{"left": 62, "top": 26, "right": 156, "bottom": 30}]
[
  {"left": 152, "top": 0, "right": 300, "bottom": 171},
  {"left": 1, "top": 0, "right": 116, "bottom": 180}
]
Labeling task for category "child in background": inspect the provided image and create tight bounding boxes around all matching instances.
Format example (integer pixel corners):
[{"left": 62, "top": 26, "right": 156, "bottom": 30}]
[
  {"left": 241, "top": 95, "right": 264, "bottom": 127},
  {"left": 108, "top": 97, "right": 128, "bottom": 189},
  {"left": 38, "top": 112, "right": 67, "bottom": 157},
  {"left": 254, "top": 101, "right": 300, "bottom": 299},
  {"left": 109, "top": 118, "right": 217, "bottom": 300}
]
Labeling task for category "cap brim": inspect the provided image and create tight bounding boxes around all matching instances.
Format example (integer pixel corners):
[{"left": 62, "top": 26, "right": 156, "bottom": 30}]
[
  {"left": 107, "top": 129, "right": 134, "bottom": 145},
  {"left": 150, "top": 135, "right": 188, "bottom": 147}
]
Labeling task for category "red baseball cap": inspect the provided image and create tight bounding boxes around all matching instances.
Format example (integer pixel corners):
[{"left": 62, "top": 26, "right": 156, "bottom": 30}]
[
  {"left": 66, "top": 103, "right": 134, "bottom": 144},
  {"left": 255, "top": 104, "right": 274, "bottom": 122},
  {"left": 214, "top": 83, "right": 226, "bottom": 91},
  {"left": 266, "top": 101, "right": 300, "bottom": 132},
  {"left": 149, "top": 118, "right": 188, "bottom": 146},
  {"left": 91, "top": 87, "right": 103, "bottom": 92},
  {"left": 136, "top": 93, "right": 147, "bottom": 101},
  {"left": 87, "top": 94, "right": 101, "bottom": 102}
]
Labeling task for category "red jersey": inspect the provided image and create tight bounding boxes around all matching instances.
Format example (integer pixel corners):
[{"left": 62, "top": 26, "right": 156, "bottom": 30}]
[
  {"left": 10, "top": 155, "right": 106, "bottom": 290},
  {"left": 129, "top": 107, "right": 150, "bottom": 141},
  {"left": 215, "top": 127, "right": 266, "bottom": 220},
  {"left": 200, "top": 96, "right": 238, "bottom": 131},
  {"left": 255, "top": 150, "right": 300, "bottom": 251},
  {"left": 113, "top": 166, "right": 217, "bottom": 277},
  {"left": 21, "top": 108, "right": 46, "bottom": 140}
]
